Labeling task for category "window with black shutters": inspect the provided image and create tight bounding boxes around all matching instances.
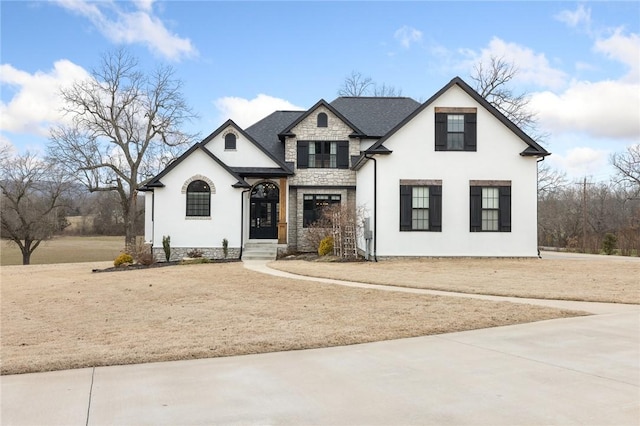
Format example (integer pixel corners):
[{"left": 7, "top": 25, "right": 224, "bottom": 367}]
[
  {"left": 399, "top": 184, "right": 442, "bottom": 231},
  {"left": 297, "top": 141, "right": 349, "bottom": 169},
  {"left": 470, "top": 185, "right": 511, "bottom": 232},
  {"left": 186, "top": 180, "right": 211, "bottom": 217},
  {"left": 435, "top": 111, "right": 477, "bottom": 151}
]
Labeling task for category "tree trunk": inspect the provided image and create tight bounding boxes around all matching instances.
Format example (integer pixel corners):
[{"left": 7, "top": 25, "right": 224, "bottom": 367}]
[
  {"left": 21, "top": 239, "right": 32, "bottom": 265},
  {"left": 124, "top": 194, "right": 137, "bottom": 251}
]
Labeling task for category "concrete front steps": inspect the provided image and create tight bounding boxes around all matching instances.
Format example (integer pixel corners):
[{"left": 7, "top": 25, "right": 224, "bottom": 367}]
[{"left": 241, "top": 240, "right": 278, "bottom": 261}]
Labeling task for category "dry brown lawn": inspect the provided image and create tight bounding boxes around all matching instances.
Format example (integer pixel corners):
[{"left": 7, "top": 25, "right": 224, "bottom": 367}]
[
  {"left": 1, "top": 261, "right": 584, "bottom": 375},
  {"left": 269, "top": 255, "right": 640, "bottom": 304},
  {"left": 1, "top": 236, "right": 124, "bottom": 266}
]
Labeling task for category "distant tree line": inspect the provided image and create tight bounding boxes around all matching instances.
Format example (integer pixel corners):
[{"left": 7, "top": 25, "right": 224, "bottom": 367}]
[{"left": 538, "top": 147, "right": 639, "bottom": 256}]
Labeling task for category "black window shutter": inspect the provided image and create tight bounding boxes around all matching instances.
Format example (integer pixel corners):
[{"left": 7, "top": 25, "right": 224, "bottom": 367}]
[
  {"left": 297, "top": 141, "right": 308, "bottom": 168},
  {"left": 435, "top": 113, "right": 447, "bottom": 151},
  {"left": 337, "top": 141, "right": 349, "bottom": 169},
  {"left": 464, "top": 113, "right": 477, "bottom": 151},
  {"left": 470, "top": 186, "right": 482, "bottom": 232},
  {"left": 499, "top": 186, "right": 512, "bottom": 232},
  {"left": 429, "top": 185, "right": 442, "bottom": 232},
  {"left": 400, "top": 185, "right": 412, "bottom": 231}
]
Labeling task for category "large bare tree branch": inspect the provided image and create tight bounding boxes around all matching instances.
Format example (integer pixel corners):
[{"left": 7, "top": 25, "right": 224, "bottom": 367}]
[{"left": 48, "top": 48, "right": 197, "bottom": 247}]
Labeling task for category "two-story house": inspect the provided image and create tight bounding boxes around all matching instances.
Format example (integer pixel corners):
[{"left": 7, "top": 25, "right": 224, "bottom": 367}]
[{"left": 140, "top": 77, "right": 549, "bottom": 260}]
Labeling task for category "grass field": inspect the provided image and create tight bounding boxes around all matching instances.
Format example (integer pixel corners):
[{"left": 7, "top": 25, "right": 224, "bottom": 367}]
[{"left": 1, "top": 236, "right": 125, "bottom": 266}]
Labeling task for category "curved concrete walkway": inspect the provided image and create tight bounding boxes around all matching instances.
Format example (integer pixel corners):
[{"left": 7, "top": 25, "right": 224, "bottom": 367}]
[
  {"left": 244, "top": 259, "right": 639, "bottom": 315},
  {"left": 1, "top": 258, "right": 638, "bottom": 425}
]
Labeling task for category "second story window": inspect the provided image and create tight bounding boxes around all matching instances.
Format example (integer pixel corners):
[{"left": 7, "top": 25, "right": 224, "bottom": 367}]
[
  {"left": 317, "top": 112, "right": 328, "bottom": 127},
  {"left": 435, "top": 108, "right": 477, "bottom": 152},
  {"left": 310, "top": 141, "right": 336, "bottom": 168},
  {"left": 297, "top": 140, "right": 349, "bottom": 169}
]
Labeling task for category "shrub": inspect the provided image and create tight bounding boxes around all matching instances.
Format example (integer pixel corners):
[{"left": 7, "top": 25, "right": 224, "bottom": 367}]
[
  {"left": 137, "top": 251, "right": 155, "bottom": 266},
  {"left": 162, "top": 235, "right": 171, "bottom": 262},
  {"left": 222, "top": 238, "right": 229, "bottom": 258},
  {"left": 126, "top": 238, "right": 155, "bottom": 266},
  {"left": 602, "top": 233, "right": 617, "bottom": 255},
  {"left": 114, "top": 253, "right": 134, "bottom": 267},
  {"left": 186, "top": 248, "right": 204, "bottom": 258},
  {"left": 318, "top": 236, "right": 334, "bottom": 256}
]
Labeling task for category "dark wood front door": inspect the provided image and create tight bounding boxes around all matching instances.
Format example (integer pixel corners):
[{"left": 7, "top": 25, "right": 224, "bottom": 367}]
[{"left": 249, "top": 182, "right": 279, "bottom": 239}]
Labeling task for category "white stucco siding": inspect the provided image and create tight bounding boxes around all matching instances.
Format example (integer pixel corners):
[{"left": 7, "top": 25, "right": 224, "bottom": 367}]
[
  {"left": 151, "top": 148, "right": 243, "bottom": 250},
  {"left": 144, "top": 191, "right": 153, "bottom": 243},
  {"left": 203, "top": 126, "right": 280, "bottom": 168},
  {"left": 362, "top": 84, "right": 540, "bottom": 257}
]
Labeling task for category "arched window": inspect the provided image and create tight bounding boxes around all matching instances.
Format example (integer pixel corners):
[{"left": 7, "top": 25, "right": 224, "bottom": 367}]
[
  {"left": 186, "top": 180, "right": 211, "bottom": 216},
  {"left": 317, "top": 112, "right": 328, "bottom": 127},
  {"left": 225, "top": 133, "right": 237, "bottom": 150}
]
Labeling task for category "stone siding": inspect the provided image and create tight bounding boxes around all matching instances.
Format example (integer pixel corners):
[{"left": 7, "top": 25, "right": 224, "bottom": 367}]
[
  {"left": 281, "top": 105, "right": 363, "bottom": 252},
  {"left": 152, "top": 247, "right": 240, "bottom": 262}
]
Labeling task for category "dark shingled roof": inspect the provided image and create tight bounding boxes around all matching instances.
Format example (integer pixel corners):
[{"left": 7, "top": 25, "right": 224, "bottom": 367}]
[
  {"left": 330, "top": 97, "right": 421, "bottom": 137},
  {"left": 245, "top": 110, "right": 305, "bottom": 162}
]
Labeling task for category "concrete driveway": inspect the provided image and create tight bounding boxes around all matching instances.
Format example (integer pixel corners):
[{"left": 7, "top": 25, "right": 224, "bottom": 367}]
[{"left": 2, "top": 256, "right": 639, "bottom": 425}]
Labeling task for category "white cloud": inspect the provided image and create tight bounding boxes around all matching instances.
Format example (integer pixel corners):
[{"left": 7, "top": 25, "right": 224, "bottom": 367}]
[
  {"left": 531, "top": 79, "right": 640, "bottom": 140},
  {"left": 554, "top": 4, "right": 592, "bottom": 30},
  {"left": 470, "top": 38, "right": 568, "bottom": 90},
  {"left": 0, "top": 60, "right": 90, "bottom": 135},
  {"left": 548, "top": 147, "right": 609, "bottom": 179},
  {"left": 394, "top": 26, "right": 423, "bottom": 49},
  {"left": 214, "top": 94, "right": 304, "bottom": 128},
  {"left": 594, "top": 28, "right": 640, "bottom": 81},
  {"left": 54, "top": 0, "right": 196, "bottom": 61}
]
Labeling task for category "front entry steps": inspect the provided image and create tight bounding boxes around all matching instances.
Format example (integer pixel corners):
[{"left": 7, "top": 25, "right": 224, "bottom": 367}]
[{"left": 241, "top": 240, "right": 278, "bottom": 261}]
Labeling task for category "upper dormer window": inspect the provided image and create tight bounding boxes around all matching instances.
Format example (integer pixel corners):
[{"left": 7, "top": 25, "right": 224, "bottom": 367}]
[
  {"left": 435, "top": 107, "right": 477, "bottom": 152},
  {"left": 317, "top": 112, "right": 328, "bottom": 127},
  {"left": 225, "top": 133, "right": 237, "bottom": 150}
]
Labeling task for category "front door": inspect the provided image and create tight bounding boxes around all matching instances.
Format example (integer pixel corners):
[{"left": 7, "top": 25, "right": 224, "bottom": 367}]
[{"left": 249, "top": 182, "right": 279, "bottom": 239}]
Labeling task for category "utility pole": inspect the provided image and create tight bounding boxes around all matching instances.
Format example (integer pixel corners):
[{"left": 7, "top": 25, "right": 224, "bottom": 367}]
[{"left": 582, "top": 177, "right": 587, "bottom": 253}]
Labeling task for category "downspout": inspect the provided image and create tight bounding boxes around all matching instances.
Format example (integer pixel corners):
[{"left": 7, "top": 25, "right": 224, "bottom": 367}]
[
  {"left": 536, "top": 157, "right": 545, "bottom": 258},
  {"left": 239, "top": 188, "right": 251, "bottom": 259},
  {"left": 364, "top": 154, "right": 378, "bottom": 262}
]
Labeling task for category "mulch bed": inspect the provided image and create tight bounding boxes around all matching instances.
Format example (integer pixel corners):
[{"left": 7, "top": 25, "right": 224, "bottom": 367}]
[{"left": 93, "top": 258, "right": 240, "bottom": 273}]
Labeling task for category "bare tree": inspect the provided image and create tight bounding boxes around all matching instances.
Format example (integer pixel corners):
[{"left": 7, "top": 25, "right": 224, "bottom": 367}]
[
  {"left": 338, "top": 71, "right": 374, "bottom": 96},
  {"left": 471, "top": 56, "right": 540, "bottom": 136},
  {"left": 338, "top": 71, "right": 402, "bottom": 97},
  {"left": 48, "top": 48, "right": 196, "bottom": 248},
  {"left": 538, "top": 162, "right": 567, "bottom": 198},
  {"left": 1, "top": 153, "right": 73, "bottom": 264},
  {"left": 611, "top": 144, "right": 640, "bottom": 195},
  {"left": 372, "top": 82, "right": 403, "bottom": 97}
]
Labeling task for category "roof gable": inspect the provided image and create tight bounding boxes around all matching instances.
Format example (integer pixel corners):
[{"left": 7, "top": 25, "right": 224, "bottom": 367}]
[
  {"left": 278, "top": 99, "right": 364, "bottom": 138},
  {"left": 201, "top": 119, "right": 293, "bottom": 172},
  {"left": 139, "top": 127, "right": 253, "bottom": 191},
  {"left": 365, "top": 76, "right": 549, "bottom": 157}
]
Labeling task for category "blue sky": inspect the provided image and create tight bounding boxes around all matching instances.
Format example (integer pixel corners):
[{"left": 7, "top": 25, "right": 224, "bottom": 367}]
[{"left": 1, "top": 1, "right": 639, "bottom": 182}]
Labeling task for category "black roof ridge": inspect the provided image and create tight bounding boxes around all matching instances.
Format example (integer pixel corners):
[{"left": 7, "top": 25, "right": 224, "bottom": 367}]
[{"left": 333, "top": 96, "right": 416, "bottom": 100}]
